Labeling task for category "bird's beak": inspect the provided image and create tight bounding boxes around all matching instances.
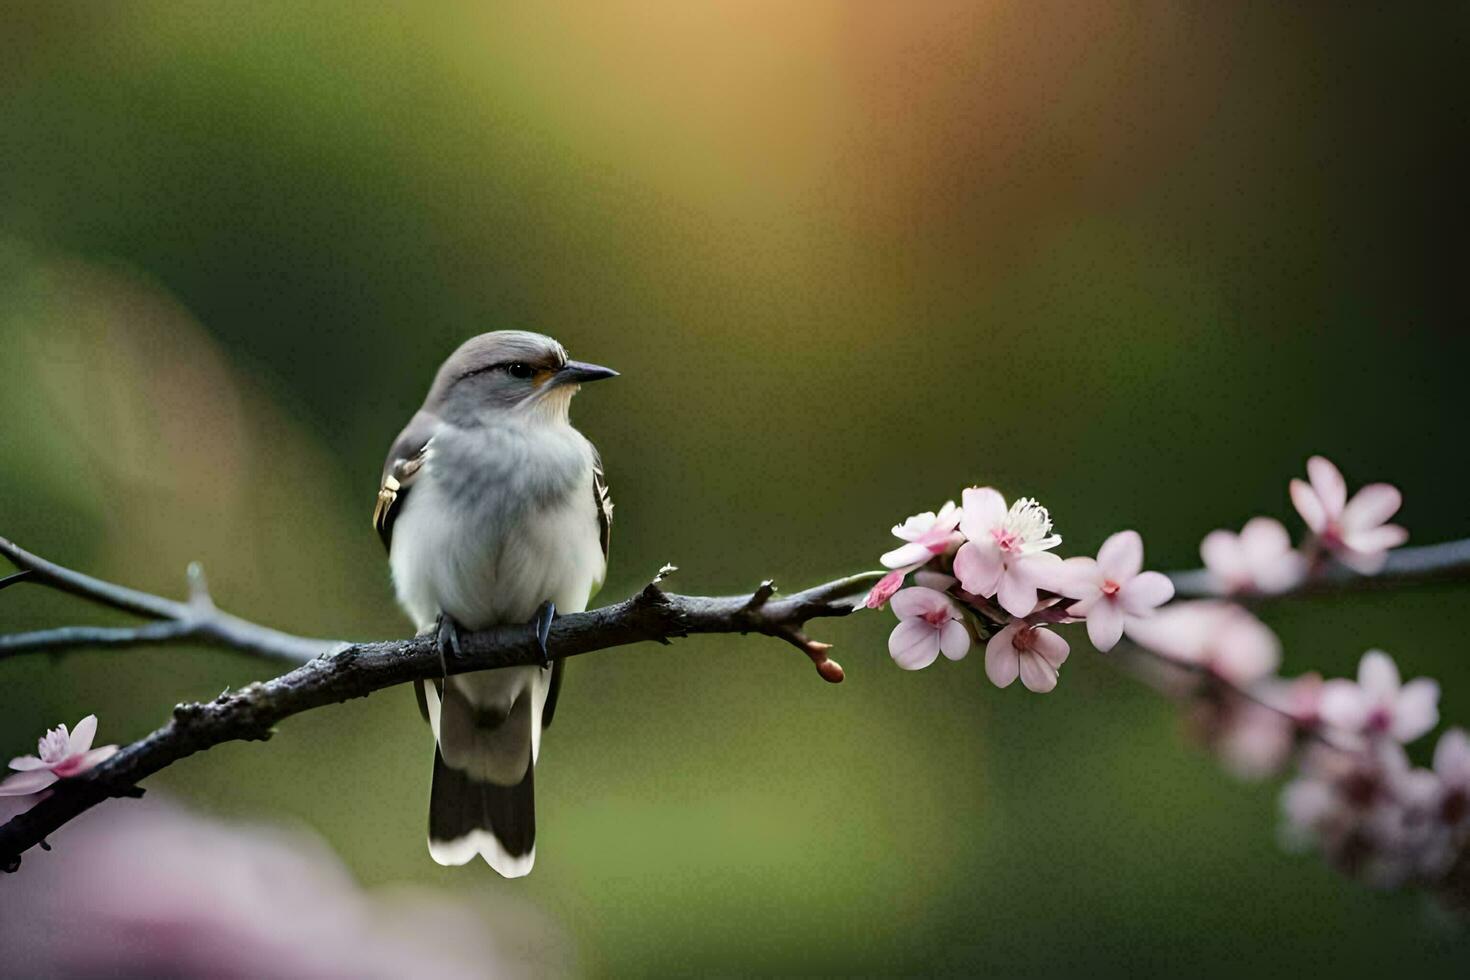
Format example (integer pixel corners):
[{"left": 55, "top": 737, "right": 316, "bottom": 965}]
[{"left": 553, "top": 361, "right": 619, "bottom": 387}]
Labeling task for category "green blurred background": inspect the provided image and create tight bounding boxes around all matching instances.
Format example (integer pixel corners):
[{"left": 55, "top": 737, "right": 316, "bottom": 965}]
[{"left": 2, "top": 2, "right": 1467, "bottom": 975}]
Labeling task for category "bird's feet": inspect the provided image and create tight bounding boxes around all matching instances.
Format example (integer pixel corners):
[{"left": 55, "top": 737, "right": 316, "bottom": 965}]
[
  {"left": 434, "top": 612, "right": 464, "bottom": 678},
  {"left": 531, "top": 600, "right": 556, "bottom": 668}
]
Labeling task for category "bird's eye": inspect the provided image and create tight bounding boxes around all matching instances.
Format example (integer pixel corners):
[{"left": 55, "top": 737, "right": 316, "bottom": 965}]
[{"left": 505, "top": 362, "right": 535, "bottom": 379}]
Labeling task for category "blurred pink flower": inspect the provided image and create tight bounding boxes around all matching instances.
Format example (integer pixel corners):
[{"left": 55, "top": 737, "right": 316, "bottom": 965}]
[
  {"left": 0, "top": 795, "right": 569, "bottom": 979},
  {"left": 1261, "top": 672, "right": 1326, "bottom": 727},
  {"left": 1200, "top": 517, "right": 1305, "bottom": 595},
  {"left": 1432, "top": 728, "right": 1470, "bottom": 833},
  {"left": 984, "top": 620, "right": 1069, "bottom": 694},
  {"left": 0, "top": 715, "right": 118, "bottom": 798},
  {"left": 1289, "top": 456, "right": 1408, "bottom": 574},
  {"left": 1051, "top": 530, "right": 1174, "bottom": 652},
  {"left": 1200, "top": 674, "right": 1324, "bottom": 781},
  {"left": 880, "top": 500, "right": 963, "bottom": 571},
  {"left": 1279, "top": 742, "right": 1449, "bottom": 888},
  {"left": 1210, "top": 698, "right": 1295, "bottom": 781},
  {"left": 1319, "top": 650, "right": 1438, "bottom": 744},
  {"left": 887, "top": 586, "right": 970, "bottom": 670},
  {"left": 1126, "top": 600, "right": 1280, "bottom": 686},
  {"left": 953, "top": 488, "right": 1063, "bottom": 618}
]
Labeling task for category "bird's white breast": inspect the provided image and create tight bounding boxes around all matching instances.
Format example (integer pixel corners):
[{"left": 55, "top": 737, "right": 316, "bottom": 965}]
[{"left": 389, "top": 420, "right": 605, "bottom": 635}]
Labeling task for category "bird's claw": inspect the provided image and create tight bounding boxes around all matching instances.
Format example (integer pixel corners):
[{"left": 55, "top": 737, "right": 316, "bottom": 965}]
[
  {"left": 532, "top": 600, "right": 556, "bottom": 668},
  {"left": 435, "top": 613, "right": 464, "bottom": 678}
]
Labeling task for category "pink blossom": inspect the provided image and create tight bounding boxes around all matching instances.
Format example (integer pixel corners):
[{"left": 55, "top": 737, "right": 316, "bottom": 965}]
[
  {"left": 1202, "top": 675, "right": 1323, "bottom": 781},
  {"left": 1280, "top": 742, "right": 1447, "bottom": 888},
  {"left": 1200, "top": 517, "right": 1305, "bottom": 595},
  {"left": 1432, "top": 728, "right": 1470, "bottom": 832},
  {"left": 1125, "top": 600, "right": 1280, "bottom": 686},
  {"left": 953, "top": 487, "right": 1063, "bottom": 618},
  {"left": 880, "top": 500, "right": 963, "bottom": 571},
  {"left": 1318, "top": 650, "right": 1438, "bottom": 743},
  {"left": 1050, "top": 530, "right": 1174, "bottom": 652},
  {"left": 862, "top": 569, "right": 906, "bottom": 609},
  {"left": 0, "top": 794, "right": 569, "bottom": 978},
  {"left": 984, "top": 620, "right": 1070, "bottom": 694},
  {"left": 1260, "top": 672, "right": 1326, "bottom": 728},
  {"left": 0, "top": 715, "right": 118, "bottom": 798},
  {"left": 913, "top": 569, "right": 957, "bottom": 592},
  {"left": 1289, "top": 456, "right": 1408, "bottom": 574},
  {"left": 1208, "top": 698, "right": 1296, "bottom": 781},
  {"left": 887, "top": 587, "right": 971, "bottom": 670}
]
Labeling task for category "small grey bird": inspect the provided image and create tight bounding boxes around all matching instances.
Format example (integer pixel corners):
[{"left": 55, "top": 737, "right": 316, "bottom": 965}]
[{"left": 373, "top": 331, "right": 616, "bottom": 877}]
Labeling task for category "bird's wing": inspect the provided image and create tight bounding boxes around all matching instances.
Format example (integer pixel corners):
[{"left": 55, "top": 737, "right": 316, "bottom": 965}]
[
  {"left": 543, "top": 448, "right": 612, "bottom": 732},
  {"left": 374, "top": 411, "right": 437, "bottom": 552},
  {"left": 593, "top": 450, "right": 613, "bottom": 571}
]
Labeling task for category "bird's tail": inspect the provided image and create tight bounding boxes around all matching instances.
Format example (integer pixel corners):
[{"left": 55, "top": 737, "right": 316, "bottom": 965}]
[{"left": 423, "top": 674, "right": 541, "bottom": 877}]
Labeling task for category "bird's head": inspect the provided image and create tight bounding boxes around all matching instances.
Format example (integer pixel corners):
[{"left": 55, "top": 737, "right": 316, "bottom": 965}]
[{"left": 428, "top": 330, "right": 617, "bottom": 426}]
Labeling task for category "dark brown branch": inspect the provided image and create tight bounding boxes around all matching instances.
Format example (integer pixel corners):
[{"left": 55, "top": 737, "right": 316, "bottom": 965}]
[{"left": 0, "top": 534, "right": 881, "bottom": 871}]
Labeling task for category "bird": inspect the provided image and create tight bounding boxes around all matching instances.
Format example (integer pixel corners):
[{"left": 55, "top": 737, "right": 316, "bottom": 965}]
[{"left": 373, "top": 331, "right": 616, "bottom": 877}]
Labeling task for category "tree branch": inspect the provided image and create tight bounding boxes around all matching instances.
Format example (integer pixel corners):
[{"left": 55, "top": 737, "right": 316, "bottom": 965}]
[
  {"left": 0, "top": 539, "right": 339, "bottom": 665},
  {"left": 1168, "top": 539, "right": 1470, "bottom": 600},
  {"left": 4, "top": 531, "right": 1470, "bottom": 874},
  {"left": 0, "top": 534, "right": 881, "bottom": 871}
]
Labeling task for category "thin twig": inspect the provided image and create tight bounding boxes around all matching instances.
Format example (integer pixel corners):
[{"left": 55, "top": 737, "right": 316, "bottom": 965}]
[
  {"left": 0, "top": 537, "right": 343, "bottom": 665},
  {"left": 1168, "top": 539, "right": 1470, "bottom": 600}
]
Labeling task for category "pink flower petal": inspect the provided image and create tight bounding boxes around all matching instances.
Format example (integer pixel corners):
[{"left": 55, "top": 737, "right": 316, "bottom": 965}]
[
  {"left": 1433, "top": 728, "right": 1470, "bottom": 783},
  {"left": 1085, "top": 601, "right": 1125, "bottom": 652},
  {"left": 1118, "top": 571, "right": 1174, "bottom": 615},
  {"left": 8, "top": 755, "right": 49, "bottom": 772},
  {"left": 1393, "top": 678, "right": 1440, "bottom": 744},
  {"left": 68, "top": 714, "right": 99, "bottom": 756},
  {"left": 938, "top": 620, "right": 971, "bottom": 661},
  {"left": 1357, "top": 650, "right": 1400, "bottom": 698},
  {"left": 1031, "top": 627, "right": 1070, "bottom": 669},
  {"left": 1043, "top": 556, "right": 1099, "bottom": 600},
  {"left": 996, "top": 570, "right": 1039, "bottom": 618},
  {"left": 1097, "top": 530, "right": 1143, "bottom": 581},
  {"left": 1212, "top": 615, "right": 1281, "bottom": 685},
  {"left": 1335, "top": 547, "right": 1387, "bottom": 575},
  {"left": 958, "top": 486, "right": 1007, "bottom": 539},
  {"left": 880, "top": 541, "right": 932, "bottom": 570},
  {"left": 1342, "top": 524, "right": 1408, "bottom": 556},
  {"left": 1200, "top": 529, "right": 1246, "bottom": 585},
  {"left": 0, "top": 769, "right": 60, "bottom": 796},
  {"left": 953, "top": 540, "right": 1002, "bottom": 597},
  {"left": 913, "top": 570, "right": 957, "bottom": 592},
  {"left": 1067, "top": 591, "right": 1103, "bottom": 617},
  {"left": 1341, "top": 483, "right": 1402, "bottom": 532},
  {"left": 1281, "top": 778, "right": 1336, "bottom": 829},
  {"left": 1306, "top": 456, "right": 1347, "bottom": 518},
  {"left": 928, "top": 500, "right": 962, "bottom": 535},
  {"left": 984, "top": 628, "right": 1020, "bottom": 688},
  {"left": 1013, "top": 551, "right": 1063, "bottom": 584},
  {"left": 890, "top": 586, "right": 952, "bottom": 620},
  {"left": 76, "top": 745, "right": 119, "bottom": 770},
  {"left": 1017, "top": 652, "right": 1058, "bottom": 693},
  {"left": 863, "top": 570, "right": 906, "bottom": 610},
  {"left": 1318, "top": 680, "right": 1368, "bottom": 732},
  {"left": 1289, "top": 479, "right": 1327, "bottom": 534},
  {"left": 889, "top": 619, "right": 942, "bottom": 671},
  {"left": 1240, "top": 516, "right": 1291, "bottom": 558}
]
